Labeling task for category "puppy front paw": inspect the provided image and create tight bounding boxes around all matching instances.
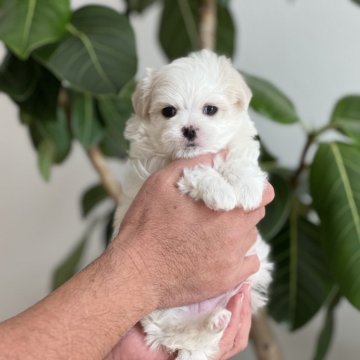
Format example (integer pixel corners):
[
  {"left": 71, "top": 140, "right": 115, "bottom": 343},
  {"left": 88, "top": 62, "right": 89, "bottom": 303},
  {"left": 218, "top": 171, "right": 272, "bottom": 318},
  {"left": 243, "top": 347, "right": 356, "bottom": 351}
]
[
  {"left": 178, "top": 166, "right": 237, "bottom": 211},
  {"left": 234, "top": 175, "right": 266, "bottom": 211}
]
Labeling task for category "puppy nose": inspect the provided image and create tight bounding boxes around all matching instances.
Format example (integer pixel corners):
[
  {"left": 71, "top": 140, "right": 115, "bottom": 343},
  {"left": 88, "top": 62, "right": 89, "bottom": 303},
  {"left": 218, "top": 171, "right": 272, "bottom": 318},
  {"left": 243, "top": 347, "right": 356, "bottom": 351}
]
[{"left": 182, "top": 126, "right": 197, "bottom": 141}]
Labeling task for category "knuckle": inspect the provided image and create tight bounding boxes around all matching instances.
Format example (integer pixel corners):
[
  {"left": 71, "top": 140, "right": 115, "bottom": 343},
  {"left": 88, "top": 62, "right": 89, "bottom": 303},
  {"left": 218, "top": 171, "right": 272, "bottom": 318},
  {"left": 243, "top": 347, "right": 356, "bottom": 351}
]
[
  {"left": 258, "top": 206, "right": 266, "bottom": 220},
  {"left": 251, "top": 256, "right": 261, "bottom": 273}
]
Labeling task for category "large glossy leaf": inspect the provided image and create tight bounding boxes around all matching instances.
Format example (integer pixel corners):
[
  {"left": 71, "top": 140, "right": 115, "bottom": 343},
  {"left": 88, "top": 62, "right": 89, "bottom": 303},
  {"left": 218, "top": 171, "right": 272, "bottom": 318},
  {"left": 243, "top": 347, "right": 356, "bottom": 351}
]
[
  {"left": 312, "top": 289, "right": 341, "bottom": 360},
  {"left": 159, "top": 0, "right": 235, "bottom": 60},
  {"left": 310, "top": 142, "right": 360, "bottom": 309},
  {"left": 330, "top": 96, "right": 360, "bottom": 145},
  {"left": 37, "top": 139, "right": 55, "bottom": 181},
  {"left": 71, "top": 91, "right": 104, "bottom": 149},
  {"left": 268, "top": 216, "right": 332, "bottom": 330},
  {"left": 24, "top": 107, "right": 72, "bottom": 180},
  {"left": 97, "top": 80, "right": 135, "bottom": 158},
  {"left": 0, "top": 53, "right": 60, "bottom": 119},
  {"left": 0, "top": 52, "right": 39, "bottom": 101},
  {"left": 35, "top": 5, "right": 137, "bottom": 95},
  {"left": 244, "top": 73, "right": 300, "bottom": 124},
  {"left": 81, "top": 184, "right": 109, "bottom": 218},
  {"left": 258, "top": 173, "right": 292, "bottom": 240},
  {"left": 0, "top": 0, "right": 70, "bottom": 59},
  {"left": 20, "top": 65, "right": 60, "bottom": 120}
]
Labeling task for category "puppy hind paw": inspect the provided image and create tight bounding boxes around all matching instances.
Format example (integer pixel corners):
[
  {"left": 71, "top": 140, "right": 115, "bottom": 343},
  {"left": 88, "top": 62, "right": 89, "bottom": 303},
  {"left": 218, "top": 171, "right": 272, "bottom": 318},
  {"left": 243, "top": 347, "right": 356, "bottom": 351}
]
[
  {"left": 208, "top": 309, "right": 231, "bottom": 333},
  {"left": 177, "top": 350, "right": 209, "bottom": 360}
]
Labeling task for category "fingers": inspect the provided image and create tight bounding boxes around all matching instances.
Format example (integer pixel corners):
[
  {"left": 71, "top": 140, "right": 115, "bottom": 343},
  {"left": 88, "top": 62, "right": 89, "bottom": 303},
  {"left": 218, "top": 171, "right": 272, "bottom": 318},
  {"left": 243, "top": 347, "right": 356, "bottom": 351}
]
[
  {"left": 217, "top": 285, "right": 252, "bottom": 360},
  {"left": 261, "top": 182, "right": 275, "bottom": 207},
  {"left": 225, "top": 285, "right": 252, "bottom": 358}
]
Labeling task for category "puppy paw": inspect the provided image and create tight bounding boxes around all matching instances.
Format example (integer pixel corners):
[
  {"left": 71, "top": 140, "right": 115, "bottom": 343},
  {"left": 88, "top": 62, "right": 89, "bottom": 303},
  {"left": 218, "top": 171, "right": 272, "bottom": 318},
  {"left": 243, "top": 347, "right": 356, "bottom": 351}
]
[
  {"left": 177, "top": 350, "right": 209, "bottom": 360},
  {"left": 234, "top": 175, "right": 266, "bottom": 211},
  {"left": 207, "top": 309, "right": 231, "bottom": 333},
  {"left": 178, "top": 166, "right": 237, "bottom": 211}
]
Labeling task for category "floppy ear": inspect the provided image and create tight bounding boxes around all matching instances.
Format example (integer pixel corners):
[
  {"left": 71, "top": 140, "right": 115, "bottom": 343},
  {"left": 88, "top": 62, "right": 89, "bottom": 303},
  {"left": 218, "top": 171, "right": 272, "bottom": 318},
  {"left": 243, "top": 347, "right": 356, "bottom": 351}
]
[
  {"left": 132, "top": 68, "right": 155, "bottom": 118},
  {"left": 233, "top": 70, "right": 252, "bottom": 111},
  {"left": 219, "top": 56, "right": 252, "bottom": 111}
]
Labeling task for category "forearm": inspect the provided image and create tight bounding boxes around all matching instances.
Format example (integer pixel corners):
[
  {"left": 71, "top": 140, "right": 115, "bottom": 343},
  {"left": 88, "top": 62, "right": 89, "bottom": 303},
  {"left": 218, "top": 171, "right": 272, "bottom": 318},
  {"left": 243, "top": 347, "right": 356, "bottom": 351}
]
[{"left": 0, "top": 241, "right": 155, "bottom": 360}]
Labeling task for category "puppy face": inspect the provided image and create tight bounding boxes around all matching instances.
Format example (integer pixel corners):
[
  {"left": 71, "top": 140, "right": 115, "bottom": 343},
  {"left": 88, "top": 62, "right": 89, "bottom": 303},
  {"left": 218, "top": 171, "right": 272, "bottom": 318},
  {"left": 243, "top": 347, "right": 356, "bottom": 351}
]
[{"left": 126, "top": 50, "right": 253, "bottom": 159}]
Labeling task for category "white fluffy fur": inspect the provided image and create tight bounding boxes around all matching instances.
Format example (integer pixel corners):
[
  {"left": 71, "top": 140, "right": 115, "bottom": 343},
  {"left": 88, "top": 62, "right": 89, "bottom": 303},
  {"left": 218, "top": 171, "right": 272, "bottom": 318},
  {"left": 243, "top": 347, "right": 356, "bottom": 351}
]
[{"left": 113, "top": 50, "right": 273, "bottom": 360}]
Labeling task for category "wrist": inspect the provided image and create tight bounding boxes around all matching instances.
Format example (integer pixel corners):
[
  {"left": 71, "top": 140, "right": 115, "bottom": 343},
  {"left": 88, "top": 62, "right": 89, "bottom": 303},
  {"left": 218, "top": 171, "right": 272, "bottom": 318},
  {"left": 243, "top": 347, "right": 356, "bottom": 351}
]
[{"left": 104, "top": 232, "right": 161, "bottom": 315}]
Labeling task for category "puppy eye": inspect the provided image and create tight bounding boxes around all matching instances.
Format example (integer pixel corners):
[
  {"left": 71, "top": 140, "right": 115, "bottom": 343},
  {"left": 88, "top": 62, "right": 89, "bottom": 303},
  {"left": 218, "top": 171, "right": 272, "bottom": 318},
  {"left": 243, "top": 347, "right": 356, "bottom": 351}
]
[
  {"left": 203, "top": 105, "right": 218, "bottom": 116},
  {"left": 161, "top": 106, "right": 177, "bottom": 118}
]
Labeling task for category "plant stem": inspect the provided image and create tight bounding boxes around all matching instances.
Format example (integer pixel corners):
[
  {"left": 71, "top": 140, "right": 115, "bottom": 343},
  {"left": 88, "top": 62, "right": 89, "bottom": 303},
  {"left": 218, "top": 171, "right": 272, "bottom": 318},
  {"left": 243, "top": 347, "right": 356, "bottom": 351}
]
[
  {"left": 290, "top": 133, "right": 315, "bottom": 188},
  {"left": 58, "top": 89, "right": 122, "bottom": 203},
  {"left": 199, "top": 0, "right": 217, "bottom": 50},
  {"left": 87, "top": 147, "right": 123, "bottom": 203},
  {"left": 251, "top": 310, "right": 283, "bottom": 360},
  {"left": 290, "top": 123, "right": 332, "bottom": 188}
]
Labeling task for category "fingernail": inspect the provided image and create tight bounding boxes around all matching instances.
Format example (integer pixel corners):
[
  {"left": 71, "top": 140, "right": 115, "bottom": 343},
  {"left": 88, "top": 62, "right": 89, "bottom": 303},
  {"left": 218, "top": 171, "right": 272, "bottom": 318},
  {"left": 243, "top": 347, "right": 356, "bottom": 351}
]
[{"left": 238, "top": 292, "right": 244, "bottom": 308}]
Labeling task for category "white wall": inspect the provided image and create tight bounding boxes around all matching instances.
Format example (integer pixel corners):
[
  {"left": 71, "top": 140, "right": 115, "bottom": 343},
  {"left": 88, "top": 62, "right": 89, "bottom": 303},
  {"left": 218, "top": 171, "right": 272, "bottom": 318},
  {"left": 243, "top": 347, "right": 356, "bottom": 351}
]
[{"left": 1, "top": 0, "right": 360, "bottom": 359}]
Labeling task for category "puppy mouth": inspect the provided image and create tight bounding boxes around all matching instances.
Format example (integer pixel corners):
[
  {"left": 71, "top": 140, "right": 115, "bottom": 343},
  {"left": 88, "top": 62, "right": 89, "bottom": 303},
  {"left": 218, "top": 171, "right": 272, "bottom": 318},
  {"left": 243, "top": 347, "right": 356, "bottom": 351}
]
[{"left": 186, "top": 142, "right": 197, "bottom": 148}]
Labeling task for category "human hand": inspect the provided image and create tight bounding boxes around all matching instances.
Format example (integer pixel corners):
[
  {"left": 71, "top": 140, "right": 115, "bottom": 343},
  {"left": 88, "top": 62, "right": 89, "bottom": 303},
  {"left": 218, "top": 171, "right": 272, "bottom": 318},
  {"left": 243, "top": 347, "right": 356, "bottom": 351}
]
[
  {"left": 111, "top": 152, "right": 274, "bottom": 309},
  {"left": 214, "top": 284, "right": 252, "bottom": 360},
  {"left": 104, "top": 285, "right": 252, "bottom": 360},
  {"left": 103, "top": 323, "right": 174, "bottom": 360}
]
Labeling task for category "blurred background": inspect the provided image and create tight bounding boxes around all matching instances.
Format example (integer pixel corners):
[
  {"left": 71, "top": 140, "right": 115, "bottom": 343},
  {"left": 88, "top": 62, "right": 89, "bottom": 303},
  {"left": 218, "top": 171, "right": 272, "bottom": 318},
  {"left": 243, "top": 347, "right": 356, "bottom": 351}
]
[{"left": 1, "top": 0, "right": 360, "bottom": 359}]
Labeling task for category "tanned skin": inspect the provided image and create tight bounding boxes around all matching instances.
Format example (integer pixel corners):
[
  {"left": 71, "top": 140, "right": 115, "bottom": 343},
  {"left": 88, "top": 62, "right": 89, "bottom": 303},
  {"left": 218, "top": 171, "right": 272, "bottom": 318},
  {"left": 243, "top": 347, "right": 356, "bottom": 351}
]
[{"left": 0, "top": 153, "right": 274, "bottom": 360}]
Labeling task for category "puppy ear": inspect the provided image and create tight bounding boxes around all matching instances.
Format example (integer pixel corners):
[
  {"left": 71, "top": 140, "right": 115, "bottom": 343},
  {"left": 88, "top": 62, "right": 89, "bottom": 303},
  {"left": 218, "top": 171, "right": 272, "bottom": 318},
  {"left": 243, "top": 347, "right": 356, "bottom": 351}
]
[
  {"left": 132, "top": 68, "right": 155, "bottom": 118},
  {"left": 219, "top": 56, "right": 252, "bottom": 111},
  {"left": 233, "top": 70, "right": 252, "bottom": 111}
]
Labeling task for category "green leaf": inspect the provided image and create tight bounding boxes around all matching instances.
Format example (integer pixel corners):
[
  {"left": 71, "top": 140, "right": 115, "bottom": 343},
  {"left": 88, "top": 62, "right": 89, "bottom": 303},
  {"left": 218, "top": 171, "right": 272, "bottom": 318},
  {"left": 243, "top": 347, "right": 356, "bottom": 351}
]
[
  {"left": 0, "top": 53, "right": 61, "bottom": 119},
  {"left": 351, "top": 0, "right": 360, "bottom": 6},
  {"left": 97, "top": 80, "right": 135, "bottom": 158},
  {"left": 215, "top": 3, "right": 235, "bottom": 58},
  {"left": 71, "top": 91, "right": 104, "bottom": 148},
  {"left": 159, "top": 0, "right": 199, "bottom": 60},
  {"left": 159, "top": 0, "right": 235, "bottom": 60},
  {"left": 312, "top": 289, "right": 342, "bottom": 360},
  {"left": 244, "top": 73, "right": 300, "bottom": 124},
  {"left": 331, "top": 96, "right": 360, "bottom": 145},
  {"left": 52, "top": 235, "right": 87, "bottom": 289},
  {"left": 258, "top": 173, "right": 291, "bottom": 240},
  {"left": 37, "top": 139, "right": 55, "bottom": 181},
  {"left": 126, "top": 0, "right": 158, "bottom": 13},
  {"left": 23, "top": 106, "right": 72, "bottom": 180},
  {"left": 268, "top": 215, "right": 332, "bottom": 330},
  {"left": 0, "top": 0, "right": 70, "bottom": 59},
  {"left": 310, "top": 142, "right": 360, "bottom": 309},
  {"left": 81, "top": 184, "right": 109, "bottom": 217},
  {"left": 0, "top": 52, "right": 39, "bottom": 101},
  {"left": 20, "top": 64, "right": 60, "bottom": 120},
  {"left": 28, "top": 107, "right": 72, "bottom": 164},
  {"left": 35, "top": 5, "right": 137, "bottom": 95}
]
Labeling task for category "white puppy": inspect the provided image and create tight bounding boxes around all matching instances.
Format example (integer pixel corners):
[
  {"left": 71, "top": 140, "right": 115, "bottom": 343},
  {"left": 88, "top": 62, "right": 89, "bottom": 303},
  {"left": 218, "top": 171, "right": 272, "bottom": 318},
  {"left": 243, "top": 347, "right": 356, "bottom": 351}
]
[{"left": 113, "top": 50, "right": 273, "bottom": 360}]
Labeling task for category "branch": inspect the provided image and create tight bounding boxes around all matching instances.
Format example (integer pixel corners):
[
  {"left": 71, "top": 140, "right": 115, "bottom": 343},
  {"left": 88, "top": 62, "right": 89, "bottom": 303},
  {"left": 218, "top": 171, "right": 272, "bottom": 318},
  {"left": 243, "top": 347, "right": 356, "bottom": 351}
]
[
  {"left": 58, "top": 89, "right": 123, "bottom": 204},
  {"left": 199, "top": 0, "right": 217, "bottom": 50},
  {"left": 251, "top": 310, "right": 283, "bottom": 360},
  {"left": 87, "top": 147, "right": 123, "bottom": 203}
]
